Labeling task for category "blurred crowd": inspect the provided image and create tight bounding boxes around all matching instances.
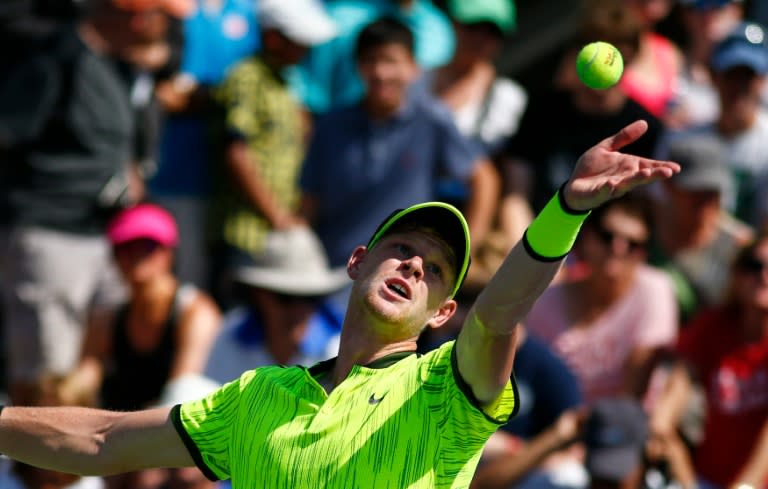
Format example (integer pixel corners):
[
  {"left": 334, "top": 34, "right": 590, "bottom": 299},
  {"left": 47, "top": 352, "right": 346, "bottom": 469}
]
[{"left": 1, "top": 0, "right": 768, "bottom": 488}]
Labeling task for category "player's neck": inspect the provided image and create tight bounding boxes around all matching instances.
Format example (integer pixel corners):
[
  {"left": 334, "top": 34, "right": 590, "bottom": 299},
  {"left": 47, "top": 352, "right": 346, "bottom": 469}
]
[{"left": 331, "top": 327, "right": 418, "bottom": 390}]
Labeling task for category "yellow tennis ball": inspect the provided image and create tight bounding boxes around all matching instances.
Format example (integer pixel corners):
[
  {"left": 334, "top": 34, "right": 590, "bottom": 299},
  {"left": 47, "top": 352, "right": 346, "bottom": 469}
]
[{"left": 576, "top": 41, "right": 624, "bottom": 89}]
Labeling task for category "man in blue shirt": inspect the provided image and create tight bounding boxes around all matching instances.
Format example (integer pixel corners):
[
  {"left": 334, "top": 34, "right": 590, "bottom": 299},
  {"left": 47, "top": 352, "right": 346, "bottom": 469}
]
[{"left": 299, "top": 17, "right": 499, "bottom": 311}]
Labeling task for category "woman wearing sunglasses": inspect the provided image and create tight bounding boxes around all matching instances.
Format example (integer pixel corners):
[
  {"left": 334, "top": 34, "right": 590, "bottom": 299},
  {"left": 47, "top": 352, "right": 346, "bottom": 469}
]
[{"left": 523, "top": 193, "right": 678, "bottom": 404}]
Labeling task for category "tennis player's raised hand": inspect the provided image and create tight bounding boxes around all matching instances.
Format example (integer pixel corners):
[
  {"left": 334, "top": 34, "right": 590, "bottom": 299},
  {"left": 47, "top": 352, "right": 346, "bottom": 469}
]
[{"left": 562, "top": 120, "right": 680, "bottom": 211}]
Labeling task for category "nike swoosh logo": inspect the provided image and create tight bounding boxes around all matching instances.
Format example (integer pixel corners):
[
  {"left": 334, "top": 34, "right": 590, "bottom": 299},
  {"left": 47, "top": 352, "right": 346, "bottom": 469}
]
[{"left": 369, "top": 393, "right": 385, "bottom": 405}]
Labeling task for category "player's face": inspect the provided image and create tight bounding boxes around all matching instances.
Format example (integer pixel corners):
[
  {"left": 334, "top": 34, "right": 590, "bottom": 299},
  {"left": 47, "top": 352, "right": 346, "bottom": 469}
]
[
  {"left": 348, "top": 231, "right": 457, "bottom": 339},
  {"left": 357, "top": 43, "right": 419, "bottom": 112}
]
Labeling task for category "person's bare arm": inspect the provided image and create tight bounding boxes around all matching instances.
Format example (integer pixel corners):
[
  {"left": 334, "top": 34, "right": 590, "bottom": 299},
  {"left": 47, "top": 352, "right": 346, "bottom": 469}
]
[
  {"left": 457, "top": 120, "right": 680, "bottom": 404},
  {"left": 0, "top": 406, "right": 193, "bottom": 476},
  {"left": 58, "top": 308, "right": 115, "bottom": 406},
  {"left": 730, "top": 418, "right": 768, "bottom": 489},
  {"left": 464, "top": 158, "right": 501, "bottom": 254},
  {"left": 225, "top": 141, "right": 302, "bottom": 230},
  {"left": 170, "top": 294, "right": 222, "bottom": 379}
]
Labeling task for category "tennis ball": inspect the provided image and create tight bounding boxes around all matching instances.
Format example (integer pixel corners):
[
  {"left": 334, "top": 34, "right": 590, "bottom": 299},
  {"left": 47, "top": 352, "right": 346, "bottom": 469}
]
[{"left": 576, "top": 41, "right": 624, "bottom": 89}]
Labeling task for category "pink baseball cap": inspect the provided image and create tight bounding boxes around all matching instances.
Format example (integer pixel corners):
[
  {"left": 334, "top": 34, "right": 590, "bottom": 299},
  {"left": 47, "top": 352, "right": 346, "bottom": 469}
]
[{"left": 107, "top": 203, "right": 179, "bottom": 247}]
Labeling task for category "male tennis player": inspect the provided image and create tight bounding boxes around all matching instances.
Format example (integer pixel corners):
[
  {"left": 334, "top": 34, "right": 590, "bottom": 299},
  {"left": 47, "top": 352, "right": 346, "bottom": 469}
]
[{"left": 0, "top": 121, "right": 678, "bottom": 488}]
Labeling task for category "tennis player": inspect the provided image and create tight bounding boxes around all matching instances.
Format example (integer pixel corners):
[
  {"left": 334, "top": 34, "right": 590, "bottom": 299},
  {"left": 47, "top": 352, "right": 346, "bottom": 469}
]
[{"left": 0, "top": 121, "right": 678, "bottom": 488}]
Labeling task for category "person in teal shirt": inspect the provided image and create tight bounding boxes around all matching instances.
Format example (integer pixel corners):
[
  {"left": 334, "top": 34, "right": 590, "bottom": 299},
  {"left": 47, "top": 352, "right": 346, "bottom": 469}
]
[{"left": 287, "top": 0, "right": 456, "bottom": 114}]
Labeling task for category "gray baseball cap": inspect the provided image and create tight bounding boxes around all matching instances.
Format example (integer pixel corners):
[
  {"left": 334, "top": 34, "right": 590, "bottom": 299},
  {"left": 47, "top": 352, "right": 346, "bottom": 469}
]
[{"left": 667, "top": 136, "right": 732, "bottom": 194}]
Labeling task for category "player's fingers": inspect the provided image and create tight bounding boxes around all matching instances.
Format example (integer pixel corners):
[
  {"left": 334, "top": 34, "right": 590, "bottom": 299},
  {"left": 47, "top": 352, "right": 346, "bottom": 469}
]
[
  {"left": 637, "top": 157, "right": 681, "bottom": 175},
  {"left": 602, "top": 120, "right": 649, "bottom": 151}
]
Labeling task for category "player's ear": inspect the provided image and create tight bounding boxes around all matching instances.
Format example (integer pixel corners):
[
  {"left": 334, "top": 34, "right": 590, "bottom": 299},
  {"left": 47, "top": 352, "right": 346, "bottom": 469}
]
[
  {"left": 426, "top": 299, "right": 457, "bottom": 329},
  {"left": 347, "top": 246, "right": 368, "bottom": 279}
]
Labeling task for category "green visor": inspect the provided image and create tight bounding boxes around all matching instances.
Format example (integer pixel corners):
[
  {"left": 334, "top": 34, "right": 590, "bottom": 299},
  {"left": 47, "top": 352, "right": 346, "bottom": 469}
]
[{"left": 366, "top": 202, "right": 471, "bottom": 299}]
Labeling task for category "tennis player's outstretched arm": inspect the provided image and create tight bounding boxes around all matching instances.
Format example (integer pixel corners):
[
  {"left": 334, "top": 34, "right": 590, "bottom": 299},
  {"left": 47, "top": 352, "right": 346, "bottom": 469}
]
[
  {"left": 455, "top": 120, "right": 681, "bottom": 406},
  {"left": 0, "top": 405, "right": 192, "bottom": 476}
]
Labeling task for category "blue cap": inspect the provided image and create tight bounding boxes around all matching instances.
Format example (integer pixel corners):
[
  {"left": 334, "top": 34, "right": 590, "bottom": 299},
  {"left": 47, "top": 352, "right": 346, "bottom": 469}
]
[{"left": 711, "top": 22, "right": 768, "bottom": 74}]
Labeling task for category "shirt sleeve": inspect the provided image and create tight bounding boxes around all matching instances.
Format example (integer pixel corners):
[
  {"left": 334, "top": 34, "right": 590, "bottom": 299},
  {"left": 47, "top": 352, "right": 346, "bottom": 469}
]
[
  {"left": 299, "top": 115, "right": 331, "bottom": 195},
  {"left": 426, "top": 341, "right": 518, "bottom": 428},
  {"left": 213, "top": 61, "right": 264, "bottom": 142},
  {"left": 0, "top": 54, "right": 60, "bottom": 147},
  {"left": 173, "top": 371, "right": 258, "bottom": 480},
  {"left": 634, "top": 267, "right": 679, "bottom": 348}
]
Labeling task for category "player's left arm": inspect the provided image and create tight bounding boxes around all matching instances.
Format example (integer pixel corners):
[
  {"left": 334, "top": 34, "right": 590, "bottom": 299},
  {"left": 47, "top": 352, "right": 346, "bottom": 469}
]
[{"left": 456, "top": 120, "right": 680, "bottom": 405}]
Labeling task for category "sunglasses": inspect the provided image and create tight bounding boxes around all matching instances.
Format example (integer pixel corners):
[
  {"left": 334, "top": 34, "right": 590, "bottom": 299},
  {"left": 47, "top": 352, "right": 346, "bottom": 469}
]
[
  {"left": 593, "top": 224, "right": 647, "bottom": 253},
  {"left": 738, "top": 255, "right": 768, "bottom": 274},
  {"left": 113, "top": 238, "right": 162, "bottom": 256}
]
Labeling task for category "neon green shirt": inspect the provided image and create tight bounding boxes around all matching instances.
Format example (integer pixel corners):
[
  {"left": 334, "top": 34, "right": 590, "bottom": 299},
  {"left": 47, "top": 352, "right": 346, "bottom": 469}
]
[{"left": 172, "top": 340, "right": 518, "bottom": 488}]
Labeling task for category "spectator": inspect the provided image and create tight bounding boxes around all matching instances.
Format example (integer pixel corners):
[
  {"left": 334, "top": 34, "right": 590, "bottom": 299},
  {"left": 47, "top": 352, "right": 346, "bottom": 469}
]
[
  {"left": 421, "top": 0, "right": 531, "bottom": 287},
  {"left": 423, "top": 0, "right": 524, "bottom": 158},
  {"left": 525, "top": 194, "right": 678, "bottom": 403},
  {"left": 471, "top": 327, "right": 586, "bottom": 489},
  {"left": 289, "top": 0, "right": 456, "bottom": 115},
  {"left": 668, "top": 0, "right": 745, "bottom": 128},
  {"left": 205, "top": 226, "right": 349, "bottom": 384},
  {"left": 503, "top": 0, "right": 663, "bottom": 213},
  {"left": 115, "top": 1, "right": 192, "bottom": 205},
  {"left": 60, "top": 203, "right": 221, "bottom": 489},
  {"left": 299, "top": 16, "right": 500, "bottom": 311},
  {"left": 583, "top": 398, "right": 649, "bottom": 489},
  {"left": 660, "top": 21, "right": 768, "bottom": 228},
  {"left": 149, "top": 0, "right": 260, "bottom": 288},
  {"left": 207, "top": 0, "right": 337, "bottom": 306},
  {"left": 648, "top": 135, "right": 753, "bottom": 323},
  {"left": 650, "top": 234, "right": 768, "bottom": 489},
  {"left": 621, "top": 0, "right": 684, "bottom": 121},
  {"left": 0, "top": 0, "right": 188, "bottom": 406},
  {"left": 59, "top": 203, "right": 221, "bottom": 409}
]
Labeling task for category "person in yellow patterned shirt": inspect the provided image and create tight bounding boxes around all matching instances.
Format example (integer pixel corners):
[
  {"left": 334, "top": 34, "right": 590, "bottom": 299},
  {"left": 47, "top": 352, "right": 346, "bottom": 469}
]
[
  {"left": 207, "top": 0, "right": 336, "bottom": 301},
  {"left": 0, "top": 121, "right": 679, "bottom": 488}
]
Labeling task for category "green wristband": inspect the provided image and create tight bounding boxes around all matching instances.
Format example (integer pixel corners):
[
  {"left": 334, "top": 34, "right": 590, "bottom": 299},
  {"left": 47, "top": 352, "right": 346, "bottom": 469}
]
[{"left": 523, "top": 187, "right": 591, "bottom": 261}]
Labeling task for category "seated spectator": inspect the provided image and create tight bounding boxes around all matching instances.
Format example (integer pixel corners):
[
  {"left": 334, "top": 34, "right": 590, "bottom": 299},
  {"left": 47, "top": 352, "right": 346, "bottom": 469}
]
[
  {"left": 300, "top": 17, "right": 500, "bottom": 311},
  {"left": 668, "top": 0, "right": 745, "bottom": 128},
  {"left": 59, "top": 203, "right": 221, "bottom": 489},
  {"left": 503, "top": 0, "right": 662, "bottom": 213},
  {"left": 288, "top": 0, "right": 456, "bottom": 115},
  {"left": 470, "top": 327, "right": 586, "bottom": 489},
  {"left": 421, "top": 0, "right": 531, "bottom": 287},
  {"left": 525, "top": 194, "right": 678, "bottom": 403},
  {"left": 424, "top": 0, "right": 524, "bottom": 158},
  {"left": 658, "top": 21, "right": 768, "bottom": 228},
  {"left": 583, "top": 398, "right": 649, "bottom": 489},
  {"left": 207, "top": 0, "right": 337, "bottom": 306},
  {"left": 648, "top": 135, "right": 753, "bottom": 323},
  {"left": 621, "top": 0, "right": 684, "bottom": 121},
  {"left": 205, "top": 226, "right": 349, "bottom": 383},
  {"left": 650, "top": 234, "right": 768, "bottom": 489}
]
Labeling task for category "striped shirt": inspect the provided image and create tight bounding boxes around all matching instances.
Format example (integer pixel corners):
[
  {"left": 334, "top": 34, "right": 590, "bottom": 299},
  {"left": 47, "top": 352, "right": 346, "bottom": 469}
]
[{"left": 172, "top": 340, "right": 518, "bottom": 488}]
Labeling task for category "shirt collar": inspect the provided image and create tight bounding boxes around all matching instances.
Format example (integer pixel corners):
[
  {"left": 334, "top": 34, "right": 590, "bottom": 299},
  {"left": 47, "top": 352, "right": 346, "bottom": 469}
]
[{"left": 307, "top": 350, "right": 417, "bottom": 377}]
